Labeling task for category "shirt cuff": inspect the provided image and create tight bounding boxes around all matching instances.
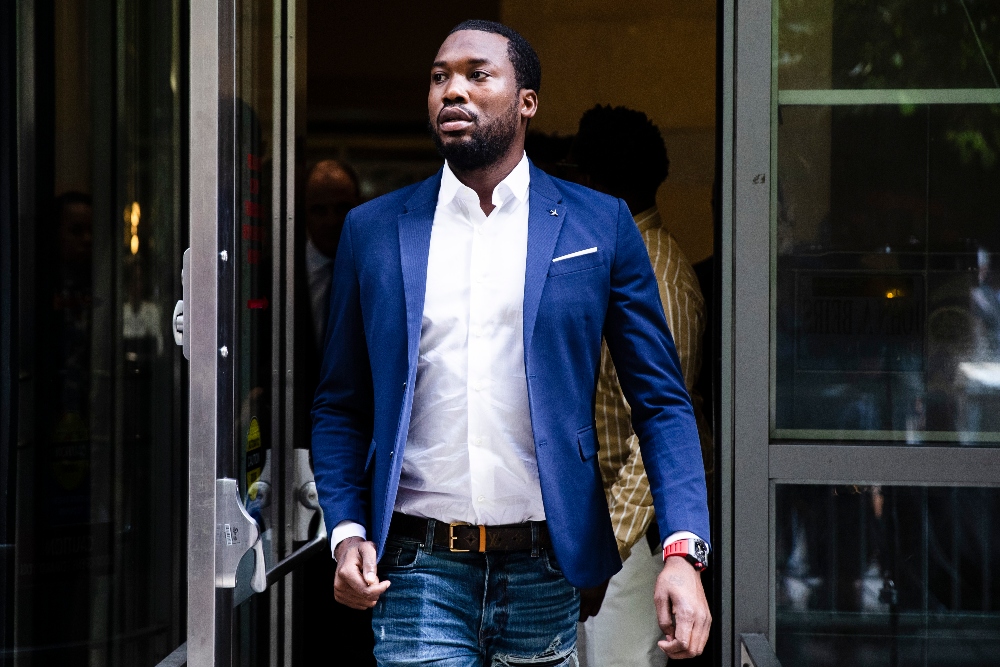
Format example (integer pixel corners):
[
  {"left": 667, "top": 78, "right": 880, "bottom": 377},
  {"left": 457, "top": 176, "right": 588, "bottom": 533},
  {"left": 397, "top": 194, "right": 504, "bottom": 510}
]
[
  {"left": 662, "top": 531, "right": 709, "bottom": 554},
  {"left": 330, "top": 520, "right": 367, "bottom": 560}
]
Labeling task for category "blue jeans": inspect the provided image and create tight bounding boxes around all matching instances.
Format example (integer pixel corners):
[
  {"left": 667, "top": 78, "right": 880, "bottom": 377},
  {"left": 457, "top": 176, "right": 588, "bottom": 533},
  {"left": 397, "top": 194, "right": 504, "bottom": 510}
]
[{"left": 372, "top": 530, "right": 580, "bottom": 666}]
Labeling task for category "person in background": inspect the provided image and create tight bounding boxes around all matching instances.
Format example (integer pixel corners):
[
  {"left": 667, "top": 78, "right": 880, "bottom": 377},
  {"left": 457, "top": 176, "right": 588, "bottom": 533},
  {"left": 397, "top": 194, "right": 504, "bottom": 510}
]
[
  {"left": 571, "top": 105, "right": 712, "bottom": 667},
  {"left": 304, "top": 159, "right": 362, "bottom": 347}
]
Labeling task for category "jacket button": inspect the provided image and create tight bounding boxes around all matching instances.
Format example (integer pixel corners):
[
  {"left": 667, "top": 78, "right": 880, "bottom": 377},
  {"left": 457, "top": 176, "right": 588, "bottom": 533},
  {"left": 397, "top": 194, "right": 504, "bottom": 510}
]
[{"left": 389, "top": 450, "right": 394, "bottom": 457}]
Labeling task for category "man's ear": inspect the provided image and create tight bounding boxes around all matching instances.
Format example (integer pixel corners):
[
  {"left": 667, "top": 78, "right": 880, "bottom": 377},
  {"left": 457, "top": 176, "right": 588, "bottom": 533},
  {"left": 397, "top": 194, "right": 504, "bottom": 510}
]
[{"left": 520, "top": 89, "right": 538, "bottom": 121}]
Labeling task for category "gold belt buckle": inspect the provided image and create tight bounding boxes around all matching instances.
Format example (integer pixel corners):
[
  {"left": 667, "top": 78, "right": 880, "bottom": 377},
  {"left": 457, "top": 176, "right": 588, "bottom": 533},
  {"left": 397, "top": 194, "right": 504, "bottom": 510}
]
[
  {"left": 449, "top": 522, "right": 488, "bottom": 552},
  {"left": 449, "top": 522, "right": 471, "bottom": 552}
]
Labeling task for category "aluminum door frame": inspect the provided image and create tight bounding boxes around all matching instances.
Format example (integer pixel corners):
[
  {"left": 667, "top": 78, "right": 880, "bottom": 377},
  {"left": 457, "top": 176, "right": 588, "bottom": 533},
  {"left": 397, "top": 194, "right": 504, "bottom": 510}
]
[
  {"left": 187, "top": 0, "right": 225, "bottom": 661},
  {"left": 717, "top": 0, "right": 736, "bottom": 663},
  {"left": 728, "top": 0, "right": 772, "bottom": 661}
]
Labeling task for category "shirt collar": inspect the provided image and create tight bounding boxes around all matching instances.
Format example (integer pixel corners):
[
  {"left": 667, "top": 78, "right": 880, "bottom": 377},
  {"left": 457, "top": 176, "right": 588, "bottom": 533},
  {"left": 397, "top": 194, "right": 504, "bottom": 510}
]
[
  {"left": 438, "top": 152, "right": 531, "bottom": 210},
  {"left": 633, "top": 206, "right": 662, "bottom": 233}
]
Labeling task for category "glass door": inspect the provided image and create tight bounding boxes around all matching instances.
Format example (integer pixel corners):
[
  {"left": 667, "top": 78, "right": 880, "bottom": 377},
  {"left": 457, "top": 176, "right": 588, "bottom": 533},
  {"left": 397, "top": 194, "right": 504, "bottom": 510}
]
[
  {"left": 727, "top": 0, "right": 1000, "bottom": 665},
  {"left": 5, "top": 1, "right": 188, "bottom": 664},
  {"left": 186, "top": 0, "right": 321, "bottom": 664},
  {"left": 187, "top": 0, "right": 283, "bottom": 663}
]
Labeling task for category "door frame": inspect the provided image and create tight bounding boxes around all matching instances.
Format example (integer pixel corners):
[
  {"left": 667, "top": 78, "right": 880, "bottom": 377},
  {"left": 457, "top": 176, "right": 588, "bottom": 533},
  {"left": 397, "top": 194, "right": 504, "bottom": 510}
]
[{"left": 186, "top": 0, "right": 222, "bottom": 660}]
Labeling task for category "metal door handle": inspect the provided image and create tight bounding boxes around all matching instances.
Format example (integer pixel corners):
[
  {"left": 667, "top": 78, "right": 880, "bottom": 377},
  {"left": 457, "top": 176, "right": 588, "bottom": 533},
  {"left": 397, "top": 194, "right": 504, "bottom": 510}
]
[
  {"left": 216, "top": 478, "right": 266, "bottom": 593},
  {"left": 172, "top": 299, "right": 184, "bottom": 347},
  {"left": 292, "top": 448, "right": 322, "bottom": 542},
  {"left": 261, "top": 450, "right": 328, "bottom": 585},
  {"left": 172, "top": 248, "right": 191, "bottom": 359}
]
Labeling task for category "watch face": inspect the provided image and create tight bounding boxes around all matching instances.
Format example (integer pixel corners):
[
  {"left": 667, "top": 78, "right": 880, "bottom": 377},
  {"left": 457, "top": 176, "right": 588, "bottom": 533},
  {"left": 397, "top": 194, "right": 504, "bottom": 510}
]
[{"left": 694, "top": 540, "right": 709, "bottom": 564}]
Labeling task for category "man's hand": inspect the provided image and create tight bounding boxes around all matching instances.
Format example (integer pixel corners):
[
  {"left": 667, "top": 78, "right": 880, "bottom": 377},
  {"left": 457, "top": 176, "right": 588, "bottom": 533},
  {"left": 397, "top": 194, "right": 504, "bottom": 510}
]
[
  {"left": 333, "top": 536, "right": 390, "bottom": 609},
  {"left": 579, "top": 579, "right": 610, "bottom": 621},
  {"left": 655, "top": 557, "right": 711, "bottom": 659}
]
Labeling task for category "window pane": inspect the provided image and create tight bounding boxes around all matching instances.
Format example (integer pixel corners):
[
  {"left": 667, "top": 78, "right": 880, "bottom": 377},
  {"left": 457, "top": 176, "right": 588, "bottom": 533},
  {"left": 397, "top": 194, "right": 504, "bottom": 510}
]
[
  {"left": 230, "top": 1, "right": 276, "bottom": 661},
  {"left": 778, "top": 0, "right": 1000, "bottom": 90},
  {"left": 774, "top": 103, "right": 1000, "bottom": 441},
  {"left": 776, "top": 484, "right": 1000, "bottom": 666}
]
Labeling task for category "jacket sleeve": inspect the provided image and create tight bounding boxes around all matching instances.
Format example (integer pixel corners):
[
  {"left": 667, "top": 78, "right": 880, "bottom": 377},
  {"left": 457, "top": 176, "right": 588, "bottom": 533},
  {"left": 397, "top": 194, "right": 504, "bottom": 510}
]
[
  {"left": 601, "top": 199, "right": 710, "bottom": 547},
  {"left": 311, "top": 213, "right": 375, "bottom": 536}
]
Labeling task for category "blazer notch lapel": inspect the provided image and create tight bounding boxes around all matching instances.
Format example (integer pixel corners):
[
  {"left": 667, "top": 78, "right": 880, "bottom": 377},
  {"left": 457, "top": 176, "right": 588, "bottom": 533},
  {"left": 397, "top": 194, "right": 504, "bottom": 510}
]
[
  {"left": 395, "top": 170, "right": 442, "bottom": 365},
  {"left": 398, "top": 200, "right": 436, "bottom": 363},
  {"left": 523, "top": 196, "right": 566, "bottom": 355}
]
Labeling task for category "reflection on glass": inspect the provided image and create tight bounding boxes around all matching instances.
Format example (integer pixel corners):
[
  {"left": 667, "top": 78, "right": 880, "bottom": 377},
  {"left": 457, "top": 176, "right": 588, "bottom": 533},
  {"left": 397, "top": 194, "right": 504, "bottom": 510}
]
[
  {"left": 778, "top": 0, "right": 1000, "bottom": 90},
  {"left": 776, "top": 484, "right": 1000, "bottom": 666},
  {"left": 774, "top": 104, "right": 1000, "bottom": 440},
  {"left": 231, "top": 0, "right": 274, "bottom": 663},
  {"left": 12, "top": 1, "right": 186, "bottom": 664}
]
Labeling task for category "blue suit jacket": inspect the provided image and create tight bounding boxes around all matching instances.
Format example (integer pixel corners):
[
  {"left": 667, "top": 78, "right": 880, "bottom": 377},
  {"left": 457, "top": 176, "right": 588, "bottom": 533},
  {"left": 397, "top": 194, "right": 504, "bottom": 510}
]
[{"left": 311, "top": 163, "right": 709, "bottom": 588}]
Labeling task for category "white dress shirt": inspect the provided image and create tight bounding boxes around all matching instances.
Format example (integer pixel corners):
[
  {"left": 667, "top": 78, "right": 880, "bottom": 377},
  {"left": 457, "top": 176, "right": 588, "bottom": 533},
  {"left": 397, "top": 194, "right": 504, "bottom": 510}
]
[{"left": 305, "top": 236, "right": 334, "bottom": 349}]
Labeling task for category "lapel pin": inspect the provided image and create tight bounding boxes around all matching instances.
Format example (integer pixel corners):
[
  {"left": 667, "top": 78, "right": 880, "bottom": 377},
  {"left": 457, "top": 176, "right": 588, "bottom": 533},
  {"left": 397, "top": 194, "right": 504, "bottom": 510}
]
[{"left": 549, "top": 209, "right": 559, "bottom": 216}]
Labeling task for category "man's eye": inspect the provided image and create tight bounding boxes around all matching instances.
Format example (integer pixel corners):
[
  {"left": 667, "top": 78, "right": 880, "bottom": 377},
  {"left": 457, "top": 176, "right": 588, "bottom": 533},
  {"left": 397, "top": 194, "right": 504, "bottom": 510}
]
[
  {"left": 470, "top": 71, "right": 488, "bottom": 80},
  {"left": 432, "top": 72, "right": 447, "bottom": 83}
]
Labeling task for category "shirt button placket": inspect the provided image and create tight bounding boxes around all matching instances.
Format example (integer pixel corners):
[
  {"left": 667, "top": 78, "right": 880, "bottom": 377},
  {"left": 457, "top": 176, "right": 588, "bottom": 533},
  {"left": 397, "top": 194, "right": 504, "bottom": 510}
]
[{"left": 468, "top": 218, "right": 488, "bottom": 523}]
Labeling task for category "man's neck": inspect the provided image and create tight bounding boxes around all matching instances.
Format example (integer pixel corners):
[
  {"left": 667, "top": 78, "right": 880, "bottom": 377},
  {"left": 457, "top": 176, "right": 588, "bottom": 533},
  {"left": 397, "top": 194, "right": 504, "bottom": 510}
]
[{"left": 450, "top": 143, "right": 526, "bottom": 216}]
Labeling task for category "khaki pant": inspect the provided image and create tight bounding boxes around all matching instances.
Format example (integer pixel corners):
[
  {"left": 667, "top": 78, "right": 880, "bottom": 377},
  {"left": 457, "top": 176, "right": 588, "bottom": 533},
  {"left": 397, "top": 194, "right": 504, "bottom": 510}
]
[{"left": 578, "top": 546, "right": 667, "bottom": 667}]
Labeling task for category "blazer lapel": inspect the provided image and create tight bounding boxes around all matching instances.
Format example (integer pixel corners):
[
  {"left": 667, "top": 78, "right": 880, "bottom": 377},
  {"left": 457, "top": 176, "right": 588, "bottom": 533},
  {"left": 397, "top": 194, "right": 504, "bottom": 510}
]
[
  {"left": 398, "top": 171, "right": 442, "bottom": 363},
  {"left": 523, "top": 164, "right": 565, "bottom": 354}
]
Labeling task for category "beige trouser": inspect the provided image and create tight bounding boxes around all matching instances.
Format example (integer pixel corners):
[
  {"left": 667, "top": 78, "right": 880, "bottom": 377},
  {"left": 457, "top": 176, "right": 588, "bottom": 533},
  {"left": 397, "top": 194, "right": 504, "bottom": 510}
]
[{"left": 578, "top": 545, "right": 668, "bottom": 667}]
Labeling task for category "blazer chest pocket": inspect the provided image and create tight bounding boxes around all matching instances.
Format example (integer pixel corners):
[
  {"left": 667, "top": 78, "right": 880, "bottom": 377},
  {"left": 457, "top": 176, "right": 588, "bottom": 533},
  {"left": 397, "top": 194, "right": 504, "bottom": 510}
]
[
  {"left": 548, "top": 251, "right": 603, "bottom": 277},
  {"left": 577, "top": 427, "right": 598, "bottom": 461}
]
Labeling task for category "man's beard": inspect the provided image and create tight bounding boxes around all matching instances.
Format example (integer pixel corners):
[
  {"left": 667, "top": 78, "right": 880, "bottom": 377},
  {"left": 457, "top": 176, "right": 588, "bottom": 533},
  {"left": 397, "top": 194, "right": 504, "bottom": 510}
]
[{"left": 430, "top": 100, "right": 520, "bottom": 171}]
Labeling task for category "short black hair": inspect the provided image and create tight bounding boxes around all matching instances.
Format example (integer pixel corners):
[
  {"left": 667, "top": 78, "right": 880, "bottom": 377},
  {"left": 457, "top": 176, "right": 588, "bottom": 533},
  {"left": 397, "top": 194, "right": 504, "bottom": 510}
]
[
  {"left": 572, "top": 105, "right": 669, "bottom": 197},
  {"left": 448, "top": 20, "right": 541, "bottom": 93}
]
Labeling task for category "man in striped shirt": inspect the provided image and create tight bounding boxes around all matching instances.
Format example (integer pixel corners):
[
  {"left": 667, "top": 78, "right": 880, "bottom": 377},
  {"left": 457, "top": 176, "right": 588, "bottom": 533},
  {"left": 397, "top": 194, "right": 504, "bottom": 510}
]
[{"left": 572, "top": 105, "right": 712, "bottom": 667}]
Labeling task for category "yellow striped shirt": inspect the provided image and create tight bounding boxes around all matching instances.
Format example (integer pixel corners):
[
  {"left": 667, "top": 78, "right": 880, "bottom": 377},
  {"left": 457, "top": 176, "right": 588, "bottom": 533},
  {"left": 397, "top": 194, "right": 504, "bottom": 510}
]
[{"left": 594, "top": 207, "right": 711, "bottom": 560}]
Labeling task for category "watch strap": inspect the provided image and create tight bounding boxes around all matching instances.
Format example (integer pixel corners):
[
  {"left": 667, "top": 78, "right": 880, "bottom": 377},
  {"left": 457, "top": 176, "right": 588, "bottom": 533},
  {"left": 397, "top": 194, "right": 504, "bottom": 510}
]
[{"left": 663, "top": 537, "right": 708, "bottom": 571}]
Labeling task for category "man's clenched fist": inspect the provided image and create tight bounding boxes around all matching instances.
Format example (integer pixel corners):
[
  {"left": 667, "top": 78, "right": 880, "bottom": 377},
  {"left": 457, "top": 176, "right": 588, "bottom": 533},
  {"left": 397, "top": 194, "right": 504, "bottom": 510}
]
[
  {"left": 655, "top": 557, "right": 711, "bottom": 659},
  {"left": 333, "top": 536, "right": 390, "bottom": 609}
]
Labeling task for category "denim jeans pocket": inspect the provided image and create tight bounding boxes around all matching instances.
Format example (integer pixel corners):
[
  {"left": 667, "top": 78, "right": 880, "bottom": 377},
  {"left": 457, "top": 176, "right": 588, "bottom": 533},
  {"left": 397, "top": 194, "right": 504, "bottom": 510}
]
[
  {"left": 541, "top": 548, "right": 564, "bottom": 577},
  {"left": 380, "top": 538, "right": 423, "bottom": 571}
]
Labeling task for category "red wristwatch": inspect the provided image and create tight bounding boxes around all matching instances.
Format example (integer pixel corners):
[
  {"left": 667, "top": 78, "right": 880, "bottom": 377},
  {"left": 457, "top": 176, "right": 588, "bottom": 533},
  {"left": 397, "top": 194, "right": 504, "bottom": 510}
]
[{"left": 663, "top": 537, "right": 709, "bottom": 572}]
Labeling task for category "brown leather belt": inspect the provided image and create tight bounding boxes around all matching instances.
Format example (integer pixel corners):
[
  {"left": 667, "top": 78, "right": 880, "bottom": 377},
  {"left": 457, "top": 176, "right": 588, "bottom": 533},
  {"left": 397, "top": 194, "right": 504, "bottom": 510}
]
[{"left": 388, "top": 512, "right": 552, "bottom": 553}]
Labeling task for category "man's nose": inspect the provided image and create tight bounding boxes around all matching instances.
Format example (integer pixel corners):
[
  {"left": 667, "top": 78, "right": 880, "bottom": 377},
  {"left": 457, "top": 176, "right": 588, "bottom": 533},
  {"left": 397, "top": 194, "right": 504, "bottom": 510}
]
[{"left": 441, "top": 75, "right": 468, "bottom": 105}]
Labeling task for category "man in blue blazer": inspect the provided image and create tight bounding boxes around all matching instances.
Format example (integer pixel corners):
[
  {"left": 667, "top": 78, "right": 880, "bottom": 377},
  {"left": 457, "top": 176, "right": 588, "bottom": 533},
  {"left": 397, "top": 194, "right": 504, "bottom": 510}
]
[{"left": 312, "top": 19, "right": 711, "bottom": 665}]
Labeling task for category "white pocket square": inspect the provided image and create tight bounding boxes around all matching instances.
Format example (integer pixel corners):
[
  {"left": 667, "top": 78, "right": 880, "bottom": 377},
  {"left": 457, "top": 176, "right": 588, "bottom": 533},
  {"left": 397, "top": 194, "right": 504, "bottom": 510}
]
[{"left": 552, "top": 247, "right": 597, "bottom": 262}]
